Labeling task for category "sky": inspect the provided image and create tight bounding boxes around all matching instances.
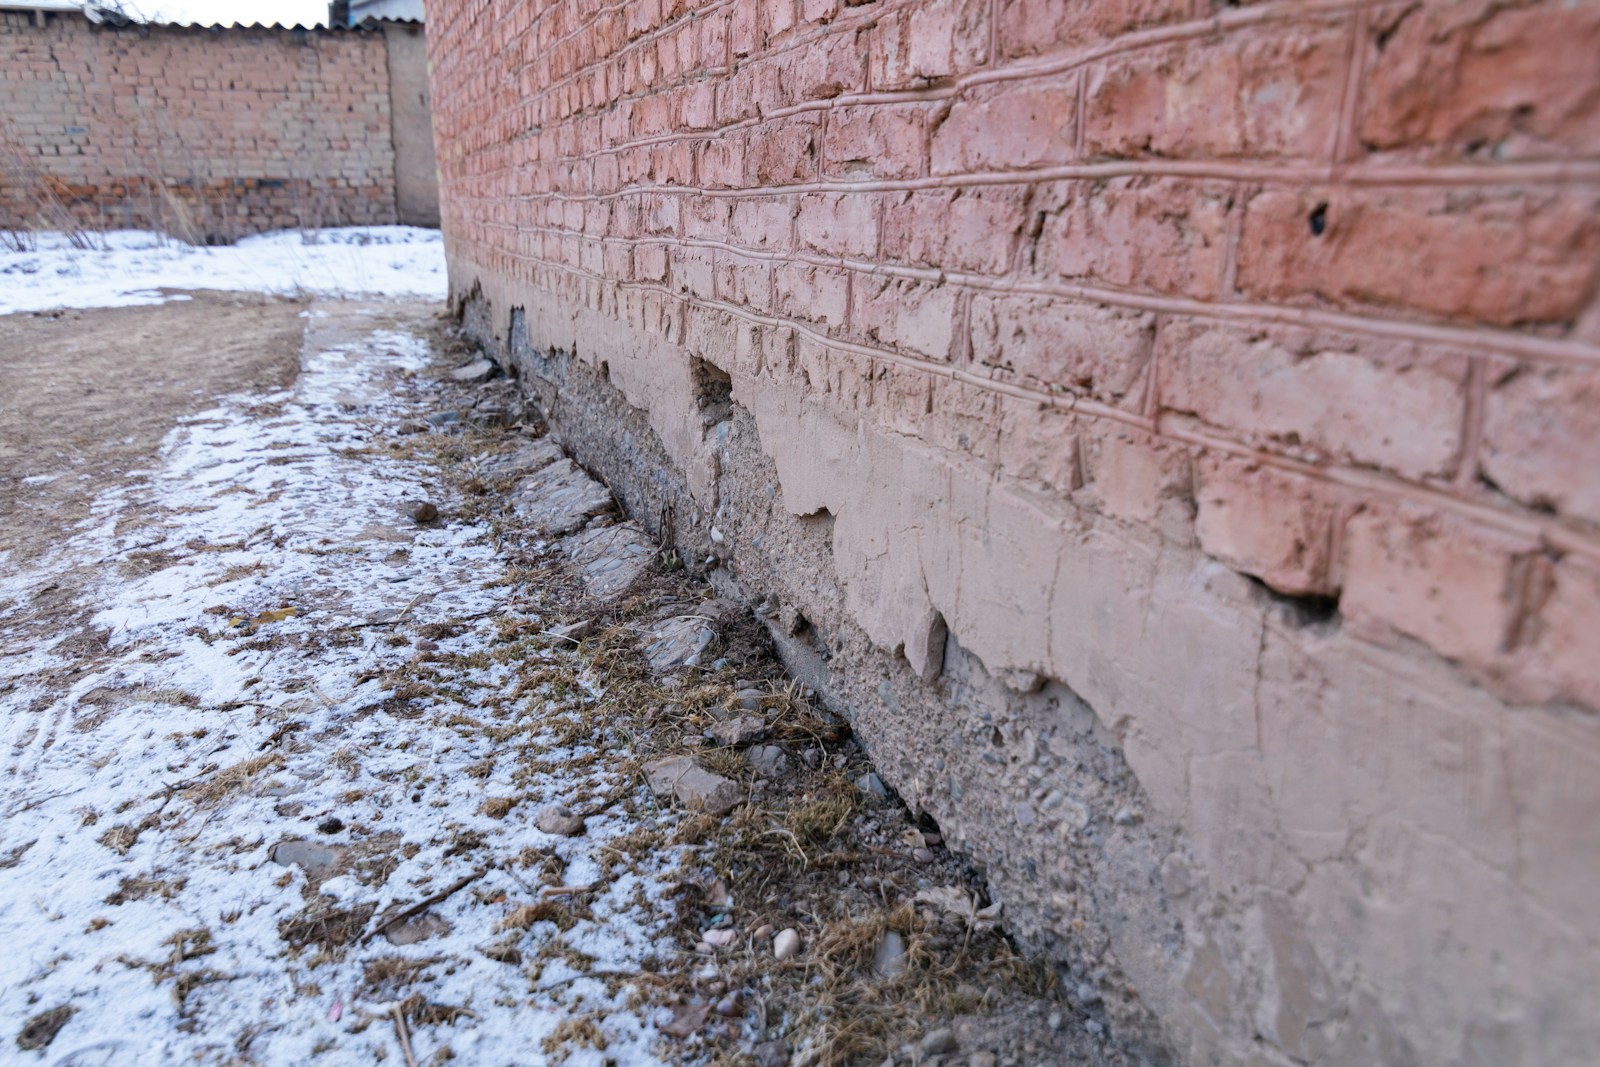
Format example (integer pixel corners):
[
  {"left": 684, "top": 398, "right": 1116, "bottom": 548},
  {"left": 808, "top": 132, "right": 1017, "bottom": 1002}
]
[{"left": 123, "top": 0, "right": 329, "bottom": 26}]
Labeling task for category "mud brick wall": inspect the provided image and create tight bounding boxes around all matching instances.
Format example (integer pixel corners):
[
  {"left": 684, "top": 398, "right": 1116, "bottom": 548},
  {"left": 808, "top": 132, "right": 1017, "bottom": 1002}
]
[
  {"left": 429, "top": 1, "right": 1600, "bottom": 1063},
  {"left": 0, "top": 13, "right": 420, "bottom": 239}
]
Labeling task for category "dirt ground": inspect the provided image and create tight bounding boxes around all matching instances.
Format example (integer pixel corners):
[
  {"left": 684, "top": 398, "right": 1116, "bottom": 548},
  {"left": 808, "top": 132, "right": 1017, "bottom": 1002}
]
[{"left": 0, "top": 292, "right": 305, "bottom": 566}]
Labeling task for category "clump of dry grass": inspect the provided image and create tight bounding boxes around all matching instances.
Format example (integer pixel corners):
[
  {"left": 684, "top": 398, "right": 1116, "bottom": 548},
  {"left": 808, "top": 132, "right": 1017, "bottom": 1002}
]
[
  {"left": 479, "top": 796, "right": 518, "bottom": 818},
  {"left": 185, "top": 754, "right": 282, "bottom": 807}
]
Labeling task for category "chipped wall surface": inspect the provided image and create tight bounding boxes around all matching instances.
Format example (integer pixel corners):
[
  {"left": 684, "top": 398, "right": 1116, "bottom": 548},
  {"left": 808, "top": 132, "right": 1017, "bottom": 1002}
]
[
  {"left": 0, "top": 12, "right": 438, "bottom": 238},
  {"left": 427, "top": 1, "right": 1600, "bottom": 1064}
]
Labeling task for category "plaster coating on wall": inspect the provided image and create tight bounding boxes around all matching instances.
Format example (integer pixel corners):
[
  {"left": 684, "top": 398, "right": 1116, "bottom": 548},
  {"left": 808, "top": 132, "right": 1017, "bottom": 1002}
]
[{"left": 428, "top": 1, "right": 1600, "bottom": 1063}]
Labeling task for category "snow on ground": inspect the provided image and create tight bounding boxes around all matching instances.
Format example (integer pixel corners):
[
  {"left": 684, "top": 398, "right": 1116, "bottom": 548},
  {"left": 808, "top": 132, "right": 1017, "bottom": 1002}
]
[
  {"left": 0, "top": 227, "right": 446, "bottom": 315},
  {"left": 0, "top": 304, "right": 680, "bottom": 1064}
]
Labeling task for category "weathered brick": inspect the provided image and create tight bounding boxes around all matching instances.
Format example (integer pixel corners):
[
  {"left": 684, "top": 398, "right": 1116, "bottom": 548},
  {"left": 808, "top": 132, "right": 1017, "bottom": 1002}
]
[
  {"left": 823, "top": 104, "right": 928, "bottom": 180},
  {"left": 881, "top": 186, "right": 1028, "bottom": 275},
  {"left": 1085, "top": 428, "right": 1194, "bottom": 528},
  {"left": 1515, "top": 557, "right": 1600, "bottom": 712},
  {"left": 774, "top": 262, "right": 850, "bottom": 332},
  {"left": 796, "top": 191, "right": 878, "bottom": 258},
  {"left": 731, "top": 194, "right": 797, "bottom": 251},
  {"left": 969, "top": 294, "right": 1154, "bottom": 406},
  {"left": 744, "top": 116, "right": 821, "bottom": 185},
  {"left": 851, "top": 276, "right": 960, "bottom": 360},
  {"left": 1083, "top": 24, "right": 1347, "bottom": 160},
  {"left": 930, "top": 78, "right": 1078, "bottom": 175},
  {"left": 1156, "top": 320, "right": 1468, "bottom": 481},
  {"left": 1342, "top": 505, "right": 1531, "bottom": 668},
  {"left": 996, "top": 0, "right": 1189, "bottom": 59},
  {"left": 1194, "top": 458, "right": 1342, "bottom": 597},
  {"left": 1480, "top": 362, "right": 1600, "bottom": 527},
  {"left": 780, "top": 24, "right": 866, "bottom": 100},
  {"left": 1360, "top": 0, "right": 1600, "bottom": 159},
  {"left": 1031, "top": 178, "right": 1232, "bottom": 300},
  {"left": 869, "top": 0, "right": 989, "bottom": 89},
  {"left": 1237, "top": 186, "right": 1600, "bottom": 327}
]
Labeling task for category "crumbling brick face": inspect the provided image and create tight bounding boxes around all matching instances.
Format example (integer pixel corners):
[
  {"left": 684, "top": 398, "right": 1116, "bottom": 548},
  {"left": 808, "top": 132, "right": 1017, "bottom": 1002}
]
[
  {"left": 0, "top": 12, "right": 397, "bottom": 238},
  {"left": 429, "top": 0, "right": 1600, "bottom": 1062}
]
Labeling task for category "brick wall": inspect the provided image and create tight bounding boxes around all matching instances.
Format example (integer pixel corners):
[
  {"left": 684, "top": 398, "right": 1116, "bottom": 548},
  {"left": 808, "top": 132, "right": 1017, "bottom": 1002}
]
[
  {"left": 0, "top": 13, "right": 403, "bottom": 239},
  {"left": 429, "top": 2, "right": 1600, "bottom": 1064}
]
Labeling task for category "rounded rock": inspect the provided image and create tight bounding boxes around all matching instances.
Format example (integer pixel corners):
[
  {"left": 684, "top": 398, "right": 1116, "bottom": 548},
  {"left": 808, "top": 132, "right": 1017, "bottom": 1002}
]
[{"left": 773, "top": 928, "right": 801, "bottom": 961}]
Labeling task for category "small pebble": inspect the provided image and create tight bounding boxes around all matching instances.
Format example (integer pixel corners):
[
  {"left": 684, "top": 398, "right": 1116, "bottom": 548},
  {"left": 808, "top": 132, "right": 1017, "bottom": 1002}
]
[
  {"left": 412, "top": 501, "right": 438, "bottom": 523},
  {"left": 773, "top": 928, "right": 801, "bottom": 961},
  {"left": 702, "top": 928, "right": 737, "bottom": 948},
  {"left": 315, "top": 816, "right": 343, "bottom": 834},
  {"left": 921, "top": 1027, "right": 958, "bottom": 1055},
  {"left": 753, "top": 924, "right": 774, "bottom": 940},
  {"left": 912, "top": 847, "right": 934, "bottom": 863},
  {"left": 714, "top": 992, "right": 743, "bottom": 1017}
]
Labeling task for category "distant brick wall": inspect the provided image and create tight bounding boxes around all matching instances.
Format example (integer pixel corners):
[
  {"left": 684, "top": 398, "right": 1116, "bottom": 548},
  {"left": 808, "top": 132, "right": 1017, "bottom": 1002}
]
[
  {"left": 0, "top": 12, "right": 403, "bottom": 239},
  {"left": 430, "top": 2, "right": 1600, "bottom": 1064}
]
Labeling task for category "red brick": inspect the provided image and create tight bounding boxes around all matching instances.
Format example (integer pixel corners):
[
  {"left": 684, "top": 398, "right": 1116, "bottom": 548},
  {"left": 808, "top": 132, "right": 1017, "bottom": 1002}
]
[
  {"left": 715, "top": 252, "right": 774, "bottom": 312},
  {"left": 780, "top": 25, "right": 867, "bottom": 100},
  {"left": 744, "top": 117, "right": 821, "bottom": 185},
  {"left": 774, "top": 262, "right": 850, "bottom": 332},
  {"left": 1085, "top": 429, "right": 1194, "bottom": 527},
  {"left": 881, "top": 186, "right": 1028, "bottom": 274},
  {"left": 1515, "top": 557, "right": 1600, "bottom": 712},
  {"left": 1341, "top": 505, "right": 1531, "bottom": 668},
  {"left": 796, "top": 191, "right": 878, "bottom": 258},
  {"left": 1156, "top": 319, "right": 1468, "bottom": 481},
  {"left": 1031, "top": 178, "right": 1232, "bottom": 300},
  {"left": 930, "top": 77, "right": 1078, "bottom": 175},
  {"left": 851, "top": 276, "right": 961, "bottom": 360},
  {"left": 1194, "top": 458, "right": 1342, "bottom": 597},
  {"left": 869, "top": 0, "right": 989, "bottom": 89},
  {"left": 1083, "top": 24, "right": 1347, "bottom": 160},
  {"left": 1236, "top": 186, "right": 1600, "bottom": 327},
  {"left": 823, "top": 104, "right": 928, "bottom": 180},
  {"left": 995, "top": 0, "right": 1190, "bottom": 61},
  {"left": 1360, "top": 0, "right": 1600, "bottom": 160},
  {"left": 766, "top": 0, "right": 798, "bottom": 40},
  {"left": 731, "top": 194, "right": 797, "bottom": 251},
  {"left": 1480, "top": 362, "right": 1600, "bottom": 527},
  {"left": 969, "top": 294, "right": 1154, "bottom": 406}
]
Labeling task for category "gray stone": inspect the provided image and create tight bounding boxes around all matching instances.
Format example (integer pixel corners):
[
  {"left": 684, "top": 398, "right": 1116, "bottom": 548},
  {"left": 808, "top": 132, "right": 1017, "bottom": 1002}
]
[
  {"left": 450, "top": 358, "right": 495, "bottom": 383},
  {"left": 468, "top": 405, "right": 509, "bottom": 428},
  {"left": 750, "top": 1040, "right": 789, "bottom": 1067},
  {"left": 734, "top": 687, "right": 766, "bottom": 712},
  {"left": 709, "top": 715, "right": 768, "bottom": 747},
  {"left": 749, "top": 745, "right": 791, "bottom": 779},
  {"left": 873, "top": 930, "right": 907, "bottom": 979},
  {"left": 921, "top": 1028, "right": 958, "bottom": 1056},
  {"left": 563, "top": 522, "right": 655, "bottom": 600},
  {"left": 643, "top": 616, "right": 717, "bottom": 674},
  {"left": 479, "top": 438, "right": 563, "bottom": 479},
  {"left": 856, "top": 772, "right": 890, "bottom": 801},
  {"left": 643, "top": 756, "right": 745, "bottom": 815},
  {"left": 511, "top": 458, "right": 613, "bottom": 537},
  {"left": 535, "top": 803, "right": 586, "bottom": 836},
  {"left": 268, "top": 839, "right": 345, "bottom": 882},
  {"left": 548, "top": 619, "right": 595, "bottom": 643},
  {"left": 425, "top": 410, "right": 460, "bottom": 427},
  {"left": 384, "top": 912, "right": 451, "bottom": 946}
]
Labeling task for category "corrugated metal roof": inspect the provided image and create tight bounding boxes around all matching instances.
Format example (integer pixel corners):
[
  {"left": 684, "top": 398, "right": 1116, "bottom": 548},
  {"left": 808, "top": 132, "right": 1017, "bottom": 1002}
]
[
  {"left": 0, "top": 1, "right": 84, "bottom": 12},
  {"left": 0, "top": 3, "right": 422, "bottom": 31}
]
